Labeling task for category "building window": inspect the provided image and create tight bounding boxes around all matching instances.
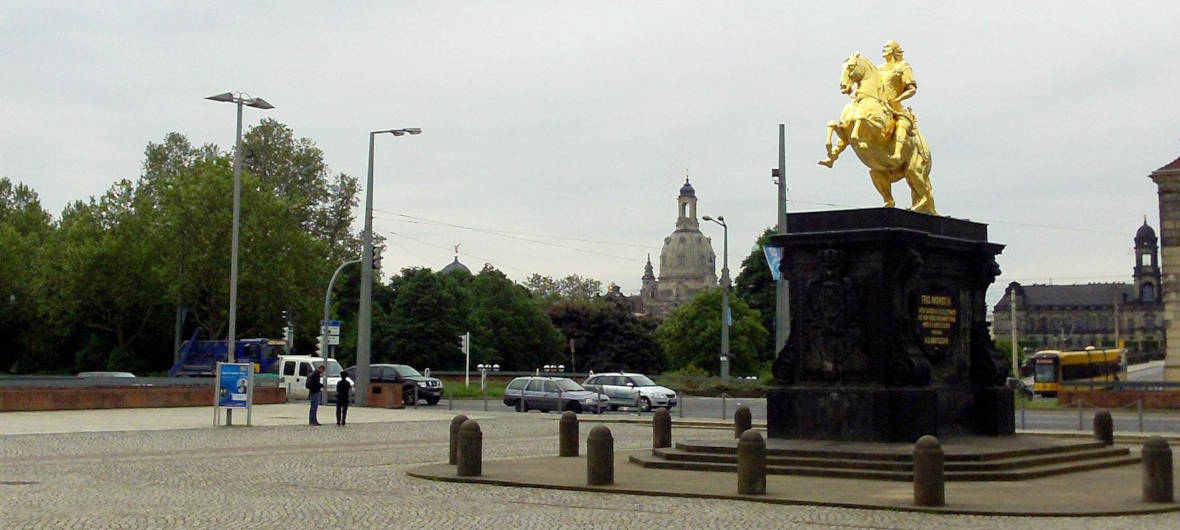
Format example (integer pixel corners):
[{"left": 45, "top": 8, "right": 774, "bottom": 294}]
[{"left": 1141, "top": 283, "right": 1156, "bottom": 303}]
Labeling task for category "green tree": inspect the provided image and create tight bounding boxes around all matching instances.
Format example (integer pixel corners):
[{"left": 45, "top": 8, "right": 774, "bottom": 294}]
[
  {"left": 547, "top": 297, "right": 663, "bottom": 374},
  {"left": 380, "top": 267, "right": 471, "bottom": 370},
  {"left": 0, "top": 178, "right": 54, "bottom": 372},
  {"left": 734, "top": 228, "right": 776, "bottom": 357},
  {"left": 469, "top": 265, "right": 565, "bottom": 370},
  {"left": 524, "top": 273, "right": 603, "bottom": 307},
  {"left": 654, "top": 287, "right": 768, "bottom": 375},
  {"left": 241, "top": 118, "right": 360, "bottom": 254},
  {"left": 45, "top": 181, "right": 171, "bottom": 372}
]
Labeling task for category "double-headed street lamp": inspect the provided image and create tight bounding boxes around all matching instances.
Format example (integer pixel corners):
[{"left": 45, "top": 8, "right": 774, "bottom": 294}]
[
  {"left": 206, "top": 92, "right": 273, "bottom": 426},
  {"left": 356, "top": 128, "right": 421, "bottom": 407},
  {"left": 702, "top": 215, "right": 730, "bottom": 384}
]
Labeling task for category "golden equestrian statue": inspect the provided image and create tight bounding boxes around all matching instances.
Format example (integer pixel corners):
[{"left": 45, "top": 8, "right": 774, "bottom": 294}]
[{"left": 818, "top": 40, "right": 936, "bottom": 215}]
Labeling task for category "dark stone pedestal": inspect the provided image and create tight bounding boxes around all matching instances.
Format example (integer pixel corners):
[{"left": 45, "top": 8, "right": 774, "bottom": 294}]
[
  {"left": 767, "top": 385, "right": 1014, "bottom": 442},
  {"left": 768, "top": 208, "right": 1013, "bottom": 442}
]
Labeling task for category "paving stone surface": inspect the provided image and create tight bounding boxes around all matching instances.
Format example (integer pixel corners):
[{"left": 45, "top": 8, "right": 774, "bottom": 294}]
[{"left": 3, "top": 409, "right": 1180, "bottom": 529}]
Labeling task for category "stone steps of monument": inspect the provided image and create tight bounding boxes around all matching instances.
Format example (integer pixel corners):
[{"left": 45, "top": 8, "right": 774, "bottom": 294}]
[
  {"left": 673, "top": 439, "right": 1113, "bottom": 462},
  {"left": 631, "top": 446, "right": 1139, "bottom": 482},
  {"left": 652, "top": 444, "right": 1130, "bottom": 472}
]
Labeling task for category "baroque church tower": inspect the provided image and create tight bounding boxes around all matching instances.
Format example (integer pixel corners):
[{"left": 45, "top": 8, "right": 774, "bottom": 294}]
[
  {"left": 640, "top": 178, "right": 717, "bottom": 318},
  {"left": 1134, "top": 219, "right": 1161, "bottom": 303}
]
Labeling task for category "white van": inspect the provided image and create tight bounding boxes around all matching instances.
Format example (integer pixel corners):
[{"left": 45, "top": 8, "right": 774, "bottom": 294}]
[{"left": 277, "top": 355, "right": 345, "bottom": 402}]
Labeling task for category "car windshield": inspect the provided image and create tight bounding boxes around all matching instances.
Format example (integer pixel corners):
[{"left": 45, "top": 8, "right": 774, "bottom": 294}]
[
  {"left": 394, "top": 365, "right": 422, "bottom": 378},
  {"left": 556, "top": 379, "right": 584, "bottom": 391},
  {"left": 312, "top": 359, "right": 343, "bottom": 377},
  {"left": 628, "top": 375, "right": 657, "bottom": 387}
]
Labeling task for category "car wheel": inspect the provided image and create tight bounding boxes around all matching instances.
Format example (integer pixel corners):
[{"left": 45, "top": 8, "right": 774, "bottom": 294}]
[
  {"left": 402, "top": 391, "right": 414, "bottom": 405},
  {"left": 639, "top": 397, "right": 651, "bottom": 412},
  {"left": 608, "top": 405, "right": 619, "bottom": 411},
  {"left": 539, "top": 409, "right": 549, "bottom": 413},
  {"left": 518, "top": 399, "right": 528, "bottom": 412},
  {"left": 566, "top": 402, "right": 582, "bottom": 414}
]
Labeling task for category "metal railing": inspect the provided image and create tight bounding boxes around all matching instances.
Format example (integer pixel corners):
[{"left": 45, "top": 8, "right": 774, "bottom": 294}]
[{"left": 1059, "top": 380, "right": 1180, "bottom": 391}]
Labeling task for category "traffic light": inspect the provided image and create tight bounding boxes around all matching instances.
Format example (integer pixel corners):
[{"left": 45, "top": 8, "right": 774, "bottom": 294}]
[
  {"left": 371, "top": 252, "right": 383, "bottom": 270},
  {"left": 458, "top": 333, "right": 468, "bottom": 352}
]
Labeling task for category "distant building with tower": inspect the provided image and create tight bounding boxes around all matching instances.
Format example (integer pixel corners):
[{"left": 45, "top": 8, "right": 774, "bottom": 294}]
[
  {"left": 992, "top": 220, "right": 1164, "bottom": 360},
  {"left": 638, "top": 178, "right": 718, "bottom": 318}
]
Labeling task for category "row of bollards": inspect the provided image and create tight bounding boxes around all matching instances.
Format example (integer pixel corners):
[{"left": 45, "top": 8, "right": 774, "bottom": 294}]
[
  {"left": 448, "top": 408, "right": 1174, "bottom": 505},
  {"left": 1091, "top": 409, "right": 1173, "bottom": 502},
  {"left": 449, "top": 413, "right": 618, "bottom": 485}
]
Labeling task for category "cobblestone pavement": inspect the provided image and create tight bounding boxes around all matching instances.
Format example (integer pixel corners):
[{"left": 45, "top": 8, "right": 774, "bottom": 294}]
[{"left": 2, "top": 412, "right": 1179, "bottom": 529}]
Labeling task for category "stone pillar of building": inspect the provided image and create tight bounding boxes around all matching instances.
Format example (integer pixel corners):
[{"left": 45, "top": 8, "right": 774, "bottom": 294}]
[{"left": 1150, "top": 155, "right": 1180, "bottom": 381}]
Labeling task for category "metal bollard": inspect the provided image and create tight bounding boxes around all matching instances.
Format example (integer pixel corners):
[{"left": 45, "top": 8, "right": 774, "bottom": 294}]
[
  {"left": 448, "top": 414, "right": 468, "bottom": 465},
  {"left": 721, "top": 394, "right": 727, "bottom": 421},
  {"left": 736, "top": 429, "right": 767, "bottom": 495},
  {"left": 734, "top": 405, "right": 752, "bottom": 439},
  {"left": 1143, "top": 436, "right": 1174, "bottom": 503},
  {"left": 414, "top": 385, "right": 419, "bottom": 409},
  {"left": 587, "top": 425, "right": 614, "bottom": 486},
  {"left": 482, "top": 385, "right": 488, "bottom": 412},
  {"left": 679, "top": 394, "right": 684, "bottom": 418},
  {"left": 1077, "top": 398, "right": 1083, "bottom": 431},
  {"left": 559, "top": 411, "right": 579, "bottom": 457},
  {"left": 912, "top": 435, "right": 945, "bottom": 506},
  {"left": 652, "top": 408, "right": 672, "bottom": 449},
  {"left": 1093, "top": 410, "right": 1114, "bottom": 445},
  {"left": 456, "top": 419, "right": 482, "bottom": 477}
]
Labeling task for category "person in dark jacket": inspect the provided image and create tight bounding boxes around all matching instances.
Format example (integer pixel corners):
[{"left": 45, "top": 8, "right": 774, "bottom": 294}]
[
  {"left": 336, "top": 374, "right": 352, "bottom": 426},
  {"left": 307, "top": 365, "right": 325, "bottom": 426}
]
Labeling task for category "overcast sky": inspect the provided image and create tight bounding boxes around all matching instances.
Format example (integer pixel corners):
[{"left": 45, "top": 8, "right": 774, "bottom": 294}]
[{"left": 3, "top": 1, "right": 1179, "bottom": 311}]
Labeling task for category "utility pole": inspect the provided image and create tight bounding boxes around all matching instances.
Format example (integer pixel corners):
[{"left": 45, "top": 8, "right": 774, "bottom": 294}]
[
  {"left": 1008, "top": 286, "right": 1018, "bottom": 378},
  {"left": 774, "top": 124, "right": 790, "bottom": 354}
]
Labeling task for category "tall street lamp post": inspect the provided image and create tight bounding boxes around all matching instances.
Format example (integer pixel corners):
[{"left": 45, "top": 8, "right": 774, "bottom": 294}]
[
  {"left": 703, "top": 215, "right": 730, "bottom": 383},
  {"left": 356, "top": 127, "right": 421, "bottom": 406},
  {"left": 206, "top": 92, "right": 273, "bottom": 426}
]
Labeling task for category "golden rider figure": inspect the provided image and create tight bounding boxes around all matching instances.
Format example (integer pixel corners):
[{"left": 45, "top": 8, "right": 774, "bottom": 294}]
[{"left": 877, "top": 40, "right": 917, "bottom": 162}]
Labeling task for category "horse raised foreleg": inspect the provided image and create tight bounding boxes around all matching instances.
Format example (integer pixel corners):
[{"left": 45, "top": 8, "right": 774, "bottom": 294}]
[
  {"left": 817, "top": 121, "right": 847, "bottom": 168},
  {"left": 869, "top": 169, "right": 895, "bottom": 208},
  {"left": 850, "top": 119, "right": 868, "bottom": 150}
]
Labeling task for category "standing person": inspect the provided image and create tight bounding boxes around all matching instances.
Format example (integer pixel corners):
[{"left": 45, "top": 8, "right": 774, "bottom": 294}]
[
  {"left": 336, "top": 372, "right": 352, "bottom": 426},
  {"left": 307, "top": 365, "right": 325, "bottom": 426}
]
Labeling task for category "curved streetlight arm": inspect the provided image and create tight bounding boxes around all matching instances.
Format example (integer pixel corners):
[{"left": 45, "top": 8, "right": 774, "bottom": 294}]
[{"left": 320, "top": 259, "right": 362, "bottom": 358}]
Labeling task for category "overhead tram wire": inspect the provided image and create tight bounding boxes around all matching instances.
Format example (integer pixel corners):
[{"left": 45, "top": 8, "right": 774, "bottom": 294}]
[
  {"left": 373, "top": 226, "right": 534, "bottom": 276},
  {"left": 370, "top": 212, "right": 647, "bottom": 264},
  {"left": 370, "top": 209, "right": 652, "bottom": 250}
]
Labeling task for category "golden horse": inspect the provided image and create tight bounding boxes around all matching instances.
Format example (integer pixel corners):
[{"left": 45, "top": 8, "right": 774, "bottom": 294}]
[{"left": 818, "top": 52, "right": 936, "bottom": 215}]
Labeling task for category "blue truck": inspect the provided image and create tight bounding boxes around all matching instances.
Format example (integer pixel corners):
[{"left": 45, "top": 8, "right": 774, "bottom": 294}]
[{"left": 168, "top": 330, "right": 285, "bottom": 377}]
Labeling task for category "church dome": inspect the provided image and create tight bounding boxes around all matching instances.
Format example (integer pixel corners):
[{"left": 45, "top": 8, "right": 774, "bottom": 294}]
[
  {"left": 1136, "top": 220, "right": 1157, "bottom": 244},
  {"left": 679, "top": 178, "right": 696, "bottom": 198},
  {"left": 659, "top": 229, "right": 716, "bottom": 280},
  {"left": 441, "top": 256, "right": 471, "bottom": 275}
]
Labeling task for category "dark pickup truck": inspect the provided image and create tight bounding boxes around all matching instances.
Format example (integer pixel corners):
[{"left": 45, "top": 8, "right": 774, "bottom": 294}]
[{"left": 343, "top": 364, "right": 444, "bottom": 405}]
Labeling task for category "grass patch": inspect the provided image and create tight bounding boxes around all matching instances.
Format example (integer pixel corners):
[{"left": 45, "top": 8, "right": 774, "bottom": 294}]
[{"left": 442, "top": 380, "right": 507, "bottom": 399}]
